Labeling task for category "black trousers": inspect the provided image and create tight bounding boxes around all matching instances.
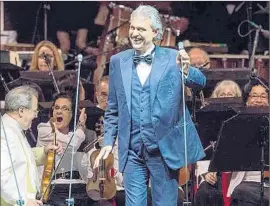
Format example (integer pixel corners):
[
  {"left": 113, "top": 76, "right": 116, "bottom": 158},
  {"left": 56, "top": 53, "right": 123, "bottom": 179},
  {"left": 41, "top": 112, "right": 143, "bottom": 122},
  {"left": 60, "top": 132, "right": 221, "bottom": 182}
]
[
  {"left": 87, "top": 190, "right": 125, "bottom": 206},
  {"left": 46, "top": 183, "right": 89, "bottom": 206},
  {"left": 194, "top": 181, "right": 224, "bottom": 206},
  {"left": 231, "top": 181, "right": 269, "bottom": 206}
]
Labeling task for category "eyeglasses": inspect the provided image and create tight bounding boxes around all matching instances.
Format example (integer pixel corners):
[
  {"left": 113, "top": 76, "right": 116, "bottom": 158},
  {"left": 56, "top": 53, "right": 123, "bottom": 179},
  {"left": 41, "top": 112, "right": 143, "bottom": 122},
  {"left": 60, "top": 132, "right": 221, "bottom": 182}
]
[
  {"left": 53, "top": 105, "right": 72, "bottom": 112},
  {"left": 22, "top": 107, "right": 39, "bottom": 116},
  {"left": 249, "top": 94, "right": 268, "bottom": 100},
  {"left": 98, "top": 92, "right": 108, "bottom": 98}
]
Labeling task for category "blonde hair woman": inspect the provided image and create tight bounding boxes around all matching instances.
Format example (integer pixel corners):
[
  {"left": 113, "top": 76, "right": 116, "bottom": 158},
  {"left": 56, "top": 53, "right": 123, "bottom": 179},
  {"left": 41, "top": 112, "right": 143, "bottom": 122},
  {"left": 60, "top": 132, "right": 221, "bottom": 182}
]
[
  {"left": 211, "top": 80, "right": 242, "bottom": 98},
  {"left": 30, "top": 40, "right": 64, "bottom": 71}
]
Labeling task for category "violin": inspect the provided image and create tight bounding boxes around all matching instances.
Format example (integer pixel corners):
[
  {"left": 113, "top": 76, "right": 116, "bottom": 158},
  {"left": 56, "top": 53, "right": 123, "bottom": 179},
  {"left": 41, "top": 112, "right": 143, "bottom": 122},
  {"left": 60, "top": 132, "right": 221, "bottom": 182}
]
[
  {"left": 178, "top": 165, "right": 191, "bottom": 186},
  {"left": 86, "top": 149, "right": 116, "bottom": 200},
  {"left": 40, "top": 118, "right": 56, "bottom": 203},
  {"left": 86, "top": 116, "right": 116, "bottom": 201}
]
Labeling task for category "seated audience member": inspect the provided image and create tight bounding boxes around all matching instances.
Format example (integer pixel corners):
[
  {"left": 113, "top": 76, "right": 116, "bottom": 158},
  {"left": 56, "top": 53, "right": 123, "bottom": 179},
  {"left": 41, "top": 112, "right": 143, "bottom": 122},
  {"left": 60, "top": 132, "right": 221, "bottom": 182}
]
[
  {"left": 30, "top": 40, "right": 64, "bottom": 71},
  {"left": 188, "top": 47, "right": 211, "bottom": 70},
  {"left": 194, "top": 80, "right": 242, "bottom": 206},
  {"left": 228, "top": 78, "right": 269, "bottom": 206},
  {"left": 36, "top": 93, "right": 90, "bottom": 206}
]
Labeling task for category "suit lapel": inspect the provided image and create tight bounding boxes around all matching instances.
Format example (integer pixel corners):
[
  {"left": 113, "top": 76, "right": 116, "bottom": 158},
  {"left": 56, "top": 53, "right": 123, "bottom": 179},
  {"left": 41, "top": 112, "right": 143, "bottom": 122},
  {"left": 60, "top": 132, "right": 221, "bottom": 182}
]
[
  {"left": 150, "top": 47, "right": 170, "bottom": 108},
  {"left": 120, "top": 50, "right": 134, "bottom": 115}
]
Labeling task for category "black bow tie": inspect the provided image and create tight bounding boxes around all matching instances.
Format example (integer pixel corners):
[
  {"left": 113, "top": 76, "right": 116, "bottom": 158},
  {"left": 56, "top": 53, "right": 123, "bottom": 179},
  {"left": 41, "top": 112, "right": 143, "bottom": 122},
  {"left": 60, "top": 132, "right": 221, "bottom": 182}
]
[{"left": 133, "top": 54, "right": 153, "bottom": 65}]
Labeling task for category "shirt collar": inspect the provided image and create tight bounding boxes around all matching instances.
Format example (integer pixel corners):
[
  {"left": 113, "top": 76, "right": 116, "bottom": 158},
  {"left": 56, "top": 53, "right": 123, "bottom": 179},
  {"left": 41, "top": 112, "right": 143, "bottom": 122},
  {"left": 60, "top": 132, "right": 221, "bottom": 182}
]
[
  {"left": 135, "top": 44, "right": 156, "bottom": 57},
  {"left": 3, "top": 113, "right": 24, "bottom": 133}
]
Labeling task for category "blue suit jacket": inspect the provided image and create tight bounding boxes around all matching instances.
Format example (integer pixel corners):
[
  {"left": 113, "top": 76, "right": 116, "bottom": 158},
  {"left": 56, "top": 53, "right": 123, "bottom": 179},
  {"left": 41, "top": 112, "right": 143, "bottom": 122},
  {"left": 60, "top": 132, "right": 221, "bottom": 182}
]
[{"left": 103, "top": 46, "right": 206, "bottom": 172}]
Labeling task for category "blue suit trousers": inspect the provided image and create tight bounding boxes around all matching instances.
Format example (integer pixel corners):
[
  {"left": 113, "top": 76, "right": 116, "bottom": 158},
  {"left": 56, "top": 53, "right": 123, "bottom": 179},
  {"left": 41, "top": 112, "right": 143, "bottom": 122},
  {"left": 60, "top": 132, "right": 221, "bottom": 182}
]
[{"left": 123, "top": 145, "right": 179, "bottom": 206}]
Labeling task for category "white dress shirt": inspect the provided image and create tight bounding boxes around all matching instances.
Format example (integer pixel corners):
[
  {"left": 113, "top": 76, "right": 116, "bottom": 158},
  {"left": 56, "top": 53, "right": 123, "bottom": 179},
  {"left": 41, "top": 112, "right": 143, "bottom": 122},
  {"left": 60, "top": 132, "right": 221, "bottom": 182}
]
[
  {"left": 135, "top": 44, "right": 155, "bottom": 86},
  {"left": 37, "top": 122, "right": 86, "bottom": 184}
]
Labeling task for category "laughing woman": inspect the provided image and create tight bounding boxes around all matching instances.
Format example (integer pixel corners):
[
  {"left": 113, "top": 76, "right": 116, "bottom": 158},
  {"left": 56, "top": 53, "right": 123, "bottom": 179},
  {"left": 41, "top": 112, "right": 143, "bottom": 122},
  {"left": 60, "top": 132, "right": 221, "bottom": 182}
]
[{"left": 36, "top": 93, "right": 89, "bottom": 206}]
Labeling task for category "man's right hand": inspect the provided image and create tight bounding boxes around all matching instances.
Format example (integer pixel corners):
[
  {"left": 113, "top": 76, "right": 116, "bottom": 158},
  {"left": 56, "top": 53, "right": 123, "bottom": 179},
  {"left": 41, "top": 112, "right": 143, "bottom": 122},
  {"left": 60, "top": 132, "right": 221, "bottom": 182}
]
[
  {"left": 204, "top": 172, "right": 217, "bottom": 185},
  {"left": 93, "top": 146, "right": 113, "bottom": 169},
  {"left": 26, "top": 199, "right": 43, "bottom": 206}
]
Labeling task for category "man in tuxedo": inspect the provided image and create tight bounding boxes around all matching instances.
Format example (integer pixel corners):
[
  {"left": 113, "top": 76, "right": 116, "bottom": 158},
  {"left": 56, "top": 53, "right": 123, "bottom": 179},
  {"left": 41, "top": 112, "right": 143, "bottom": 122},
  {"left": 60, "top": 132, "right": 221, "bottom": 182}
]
[{"left": 94, "top": 5, "right": 206, "bottom": 206}]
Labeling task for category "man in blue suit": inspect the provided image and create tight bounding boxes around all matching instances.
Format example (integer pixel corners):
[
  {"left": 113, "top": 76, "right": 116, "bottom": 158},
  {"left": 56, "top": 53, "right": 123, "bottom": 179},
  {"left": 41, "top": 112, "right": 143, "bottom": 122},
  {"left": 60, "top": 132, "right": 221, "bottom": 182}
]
[{"left": 94, "top": 5, "right": 206, "bottom": 206}]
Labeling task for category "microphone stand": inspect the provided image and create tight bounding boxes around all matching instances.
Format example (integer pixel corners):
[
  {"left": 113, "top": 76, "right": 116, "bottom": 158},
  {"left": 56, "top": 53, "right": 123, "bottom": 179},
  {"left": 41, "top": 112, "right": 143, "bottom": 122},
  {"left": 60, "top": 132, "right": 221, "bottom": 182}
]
[
  {"left": 0, "top": 74, "right": 10, "bottom": 93},
  {"left": 248, "top": 23, "right": 268, "bottom": 206},
  {"left": 66, "top": 54, "right": 83, "bottom": 206},
  {"left": 247, "top": 2, "right": 253, "bottom": 59},
  {"left": 43, "top": 2, "right": 50, "bottom": 41},
  {"left": 259, "top": 116, "right": 268, "bottom": 206},
  {"left": 249, "top": 25, "right": 261, "bottom": 77},
  {"left": 43, "top": 56, "right": 60, "bottom": 94}
]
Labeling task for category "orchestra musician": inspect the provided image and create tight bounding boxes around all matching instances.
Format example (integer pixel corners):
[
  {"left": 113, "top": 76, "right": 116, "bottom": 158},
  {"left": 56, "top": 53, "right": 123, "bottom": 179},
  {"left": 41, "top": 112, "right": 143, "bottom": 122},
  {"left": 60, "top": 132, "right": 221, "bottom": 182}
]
[
  {"left": 29, "top": 40, "right": 64, "bottom": 72},
  {"left": 194, "top": 80, "right": 242, "bottom": 206},
  {"left": 36, "top": 93, "right": 89, "bottom": 206},
  {"left": 82, "top": 75, "right": 126, "bottom": 205},
  {"left": 188, "top": 47, "right": 211, "bottom": 70},
  {"left": 228, "top": 78, "right": 269, "bottom": 206},
  {"left": 93, "top": 5, "right": 206, "bottom": 206},
  {"left": 1, "top": 86, "right": 62, "bottom": 206}
]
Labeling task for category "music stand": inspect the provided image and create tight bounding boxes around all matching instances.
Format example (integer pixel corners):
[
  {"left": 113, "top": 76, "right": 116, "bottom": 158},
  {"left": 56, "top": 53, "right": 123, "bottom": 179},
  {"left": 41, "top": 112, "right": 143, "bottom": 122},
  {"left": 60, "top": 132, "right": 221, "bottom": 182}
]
[
  {"left": 209, "top": 106, "right": 269, "bottom": 205},
  {"left": 7, "top": 71, "right": 95, "bottom": 102},
  {"left": 196, "top": 97, "right": 243, "bottom": 160}
]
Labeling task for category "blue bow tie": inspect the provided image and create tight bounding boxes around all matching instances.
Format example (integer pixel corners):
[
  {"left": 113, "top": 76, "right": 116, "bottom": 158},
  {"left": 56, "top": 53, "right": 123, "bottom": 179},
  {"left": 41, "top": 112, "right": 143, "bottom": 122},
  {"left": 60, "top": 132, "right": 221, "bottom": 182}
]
[{"left": 133, "top": 54, "right": 153, "bottom": 65}]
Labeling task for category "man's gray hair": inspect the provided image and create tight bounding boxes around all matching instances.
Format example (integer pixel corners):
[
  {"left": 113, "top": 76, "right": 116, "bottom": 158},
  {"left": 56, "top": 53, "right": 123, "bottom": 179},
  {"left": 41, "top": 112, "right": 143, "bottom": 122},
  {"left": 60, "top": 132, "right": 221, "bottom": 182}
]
[
  {"left": 5, "top": 85, "right": 38, "bottom": 112},
  {"left": 95, "top": 75, "right": 109, "bottom": 91},
  {"left": 130, "top": 5, "right": 163, "bottom": 41}
]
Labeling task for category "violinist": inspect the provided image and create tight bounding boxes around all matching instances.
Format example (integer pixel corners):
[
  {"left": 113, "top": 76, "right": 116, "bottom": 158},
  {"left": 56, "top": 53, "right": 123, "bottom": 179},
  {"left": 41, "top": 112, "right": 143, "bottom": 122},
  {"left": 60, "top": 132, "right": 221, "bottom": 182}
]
[
  {"left": 82, "top": 75, "right": 125, "bottom": 205},
  {"left": 94, "top": 5, "right": 206, "bottom": 206},
  {"left": 1, "top": 86, "right": 62, "bottom": 206},
  {"left": 36, "top": 93, "right": 89, "bottom": 206}
]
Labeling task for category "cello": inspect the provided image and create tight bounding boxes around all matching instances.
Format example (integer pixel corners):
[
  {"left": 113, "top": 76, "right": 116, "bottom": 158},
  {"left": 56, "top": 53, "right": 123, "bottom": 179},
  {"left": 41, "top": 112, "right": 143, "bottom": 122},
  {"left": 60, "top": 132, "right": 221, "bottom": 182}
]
[{"left": 39, "top": 118, "right": 57, "bottom": 203}]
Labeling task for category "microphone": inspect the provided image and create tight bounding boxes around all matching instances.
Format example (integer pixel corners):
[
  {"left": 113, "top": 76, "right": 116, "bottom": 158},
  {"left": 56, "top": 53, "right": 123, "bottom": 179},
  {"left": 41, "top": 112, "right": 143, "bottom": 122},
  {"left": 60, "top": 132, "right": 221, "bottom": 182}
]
[
  {"left": 42, "top": 52, "right": 51, "bottom": 64},
  {"left": 247, "top": 20, "right": 269, "bottom": 33},
  {"left": 177, "top": 42, "right": 189, "bottom": 75}
]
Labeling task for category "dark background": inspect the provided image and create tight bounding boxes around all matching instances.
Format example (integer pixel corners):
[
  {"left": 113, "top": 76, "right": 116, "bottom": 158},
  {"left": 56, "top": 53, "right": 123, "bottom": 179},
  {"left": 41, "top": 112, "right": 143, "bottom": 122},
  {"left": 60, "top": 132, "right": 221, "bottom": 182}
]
[{"left": 3, "top": 1, "right": 269, "bottom": 54}]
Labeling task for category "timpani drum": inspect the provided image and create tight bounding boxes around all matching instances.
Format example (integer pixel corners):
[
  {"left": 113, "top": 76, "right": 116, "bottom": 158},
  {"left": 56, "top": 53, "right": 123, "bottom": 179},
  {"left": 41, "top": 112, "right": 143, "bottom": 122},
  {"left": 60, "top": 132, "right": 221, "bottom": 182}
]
[
  {"left": 156, "top": 14, "right": 181, "bottom": 48},
  {"left": 109, "top": 3, "right": 132, "bottom": 47}
]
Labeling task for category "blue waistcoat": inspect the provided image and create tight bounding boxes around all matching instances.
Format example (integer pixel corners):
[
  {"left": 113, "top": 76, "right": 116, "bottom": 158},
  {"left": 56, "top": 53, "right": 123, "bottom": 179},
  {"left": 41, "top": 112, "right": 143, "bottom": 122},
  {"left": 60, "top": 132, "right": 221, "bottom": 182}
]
[{"left": 130, "top": 67, "right": 157, "bottom": 154}]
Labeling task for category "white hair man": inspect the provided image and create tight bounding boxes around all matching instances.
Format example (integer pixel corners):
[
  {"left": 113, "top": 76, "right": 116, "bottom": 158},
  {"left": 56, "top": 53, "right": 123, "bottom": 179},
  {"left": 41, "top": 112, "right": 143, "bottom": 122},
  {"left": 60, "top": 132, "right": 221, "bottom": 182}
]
[{"left": 1, "top": 86, "right": 62, "bottom": 206}]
